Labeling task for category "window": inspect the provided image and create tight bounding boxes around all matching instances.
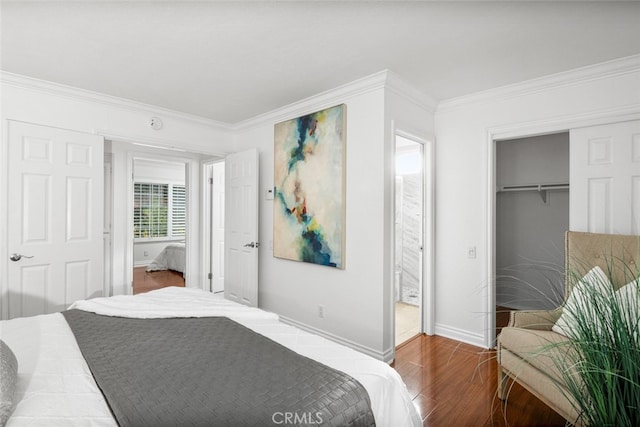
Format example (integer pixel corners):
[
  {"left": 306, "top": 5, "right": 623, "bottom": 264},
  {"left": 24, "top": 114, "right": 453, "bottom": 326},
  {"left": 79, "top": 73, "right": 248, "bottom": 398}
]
[
  {"left": 171, "top": 185, "right": 186, "bottom": 236},
  {"left": 134, "top": 183, "right": 186, "bottom": 239}
]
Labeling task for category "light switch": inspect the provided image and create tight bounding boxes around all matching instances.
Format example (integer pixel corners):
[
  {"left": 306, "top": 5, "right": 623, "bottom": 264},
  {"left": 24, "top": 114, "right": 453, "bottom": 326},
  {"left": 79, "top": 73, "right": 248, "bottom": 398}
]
[{"left": 467, "top": 246, "right": 477, "bottom": 259}]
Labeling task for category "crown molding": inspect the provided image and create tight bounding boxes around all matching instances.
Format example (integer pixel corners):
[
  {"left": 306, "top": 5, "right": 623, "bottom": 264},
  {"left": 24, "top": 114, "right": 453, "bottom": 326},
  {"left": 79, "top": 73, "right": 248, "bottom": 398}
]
[
  {"left": 1, "top": 69, "right": 435, "bottom": 134},
  {"left": 385, "top": 70, "right": 438, "bottom": 114},
  {"left": 436, "top": 54, "right": 640, "bottom": 114},
  {"left": 0, "top": 71, "right": 233, "bottom": 131},
  {"left": 232, "top": 70, "right": 390, "bottom": 132},
  {"left": 487, "top": 103, "right": 640, "bottom": 141},
  {"left": 233, "top": 69, "right": 436, "bottom": 132}
]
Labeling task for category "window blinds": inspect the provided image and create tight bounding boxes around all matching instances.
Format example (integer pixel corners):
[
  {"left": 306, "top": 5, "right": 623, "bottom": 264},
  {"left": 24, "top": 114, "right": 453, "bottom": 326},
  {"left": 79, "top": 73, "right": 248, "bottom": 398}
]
[{"left": 133, "top": 183, "right": 185, "bottom": 239}]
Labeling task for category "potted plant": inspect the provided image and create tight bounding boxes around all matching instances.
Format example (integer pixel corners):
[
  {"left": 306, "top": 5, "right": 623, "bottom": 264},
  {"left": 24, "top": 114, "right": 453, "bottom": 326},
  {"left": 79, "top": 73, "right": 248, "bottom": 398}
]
[{"left": 550, "top": 260, "right": 640, "bottom": 426}]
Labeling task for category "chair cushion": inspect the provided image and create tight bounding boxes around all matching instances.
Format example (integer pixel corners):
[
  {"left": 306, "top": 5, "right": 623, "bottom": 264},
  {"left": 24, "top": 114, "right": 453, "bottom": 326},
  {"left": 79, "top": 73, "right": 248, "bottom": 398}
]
[{"left": 498, "top": 327, "right": 574, "bottom": 385}]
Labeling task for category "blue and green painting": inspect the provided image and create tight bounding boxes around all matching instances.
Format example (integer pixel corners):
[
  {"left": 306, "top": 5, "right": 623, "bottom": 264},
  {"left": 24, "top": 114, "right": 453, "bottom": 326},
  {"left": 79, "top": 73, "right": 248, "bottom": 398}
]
[{"left": 273, "top": 104, "right": 345, "bottom": 269}]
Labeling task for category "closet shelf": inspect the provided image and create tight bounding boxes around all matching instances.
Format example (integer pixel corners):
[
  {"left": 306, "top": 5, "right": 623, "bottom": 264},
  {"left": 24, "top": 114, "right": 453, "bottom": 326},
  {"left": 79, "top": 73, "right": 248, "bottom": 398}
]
[{"left": 497, "top": 183, "right": 569, "bottom": 203}]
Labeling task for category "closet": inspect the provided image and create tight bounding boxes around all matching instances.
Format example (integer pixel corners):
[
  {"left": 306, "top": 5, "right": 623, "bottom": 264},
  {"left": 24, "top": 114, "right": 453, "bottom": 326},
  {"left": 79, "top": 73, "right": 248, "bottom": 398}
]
[{"left": 496, "top": 133, "right": 569, "bottom": 310}]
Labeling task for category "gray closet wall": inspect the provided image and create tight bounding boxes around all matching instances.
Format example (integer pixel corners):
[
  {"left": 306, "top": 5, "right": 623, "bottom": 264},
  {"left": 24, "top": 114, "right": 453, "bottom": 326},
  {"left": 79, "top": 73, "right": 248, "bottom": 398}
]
[{"left": 496, "top": 133, "right": 570, "bottom": 310}]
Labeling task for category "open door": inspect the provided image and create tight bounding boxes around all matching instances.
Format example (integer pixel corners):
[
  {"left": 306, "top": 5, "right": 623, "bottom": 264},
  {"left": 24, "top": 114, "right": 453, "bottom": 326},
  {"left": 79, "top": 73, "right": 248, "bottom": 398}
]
[
  {"left": 6, "top": 121, "right": 104, "bottom": 318},
  {"left": 224, "top": 148, "right": 259, "bottom": 307},
  {"left": 209, "top": 162, "right": 226, "bottom": 293}
]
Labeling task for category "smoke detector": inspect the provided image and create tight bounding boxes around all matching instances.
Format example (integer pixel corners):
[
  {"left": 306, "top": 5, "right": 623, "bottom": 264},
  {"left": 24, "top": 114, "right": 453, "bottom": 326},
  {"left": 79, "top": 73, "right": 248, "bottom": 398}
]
[{"left": 149, "top": 117, "right": 163, "bottom": 130}]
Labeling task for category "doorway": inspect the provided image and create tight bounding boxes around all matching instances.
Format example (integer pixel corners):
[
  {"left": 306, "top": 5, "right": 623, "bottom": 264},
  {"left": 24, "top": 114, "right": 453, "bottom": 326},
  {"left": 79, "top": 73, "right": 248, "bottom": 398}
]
[
  {"left": 131, "top": 157, "right": 188, "bottom": 294},
  {"left": 394, "top": 135, "right": 424, "bottom": 346},
  {"left": 494, "top": 132, "right": 569, "bottom": 337}
]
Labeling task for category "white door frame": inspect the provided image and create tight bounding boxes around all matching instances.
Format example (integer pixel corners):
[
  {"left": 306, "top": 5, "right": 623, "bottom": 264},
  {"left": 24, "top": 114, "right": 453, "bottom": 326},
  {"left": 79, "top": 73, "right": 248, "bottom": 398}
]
[
  {"left": 390, "top": 123, "right": 435, "bottom": 348},
  {"left": 485, "top": 108, "right": 640, "bottom": 348},
  {"left": 99, "top": 133, "right": 225, "bottom": 297},
  {"left": 201, "top": 158, "right": 225, "bottom": 293}
]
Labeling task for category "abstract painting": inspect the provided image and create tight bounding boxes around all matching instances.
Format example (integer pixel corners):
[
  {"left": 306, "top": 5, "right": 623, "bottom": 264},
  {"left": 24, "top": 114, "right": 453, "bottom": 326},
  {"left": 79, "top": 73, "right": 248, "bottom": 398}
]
[{"left": 274, "top": 104, "right": 346, "bottom": 269}]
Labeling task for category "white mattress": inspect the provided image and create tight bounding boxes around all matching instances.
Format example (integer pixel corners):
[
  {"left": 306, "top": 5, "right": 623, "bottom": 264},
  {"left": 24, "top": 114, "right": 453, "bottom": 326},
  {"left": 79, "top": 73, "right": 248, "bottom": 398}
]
[
  {"left": 145, "top": 242, "right": 185, "bottom": 273},
  {"left": 1, "top": 287, "right": 421, "bottom": 426}
]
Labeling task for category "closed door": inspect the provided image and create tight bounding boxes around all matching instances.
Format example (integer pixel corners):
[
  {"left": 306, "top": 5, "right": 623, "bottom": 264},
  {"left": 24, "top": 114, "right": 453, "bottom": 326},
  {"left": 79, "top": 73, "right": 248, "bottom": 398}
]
[
  {"left": 6, "top": 121, "right": 104, "bottom": 319},
  {"left": 224, "top": 149, "right": 259, "bottom": 307},
  {"left": 570, "top": 120, "right": 640, "bottom": 234}
]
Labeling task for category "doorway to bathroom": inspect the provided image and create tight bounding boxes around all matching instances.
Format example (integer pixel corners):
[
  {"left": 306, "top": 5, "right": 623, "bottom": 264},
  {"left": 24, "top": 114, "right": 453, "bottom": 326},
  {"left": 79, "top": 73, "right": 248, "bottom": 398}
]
[{"left": 394, "top": 135, "right": 424, "bottom": 346}]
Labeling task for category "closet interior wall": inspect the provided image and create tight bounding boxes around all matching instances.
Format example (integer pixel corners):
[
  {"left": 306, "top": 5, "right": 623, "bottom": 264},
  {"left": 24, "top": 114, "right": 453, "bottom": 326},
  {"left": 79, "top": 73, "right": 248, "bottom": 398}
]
[{"left": 496, "top": 133, "right": 570, "bottom": 310}]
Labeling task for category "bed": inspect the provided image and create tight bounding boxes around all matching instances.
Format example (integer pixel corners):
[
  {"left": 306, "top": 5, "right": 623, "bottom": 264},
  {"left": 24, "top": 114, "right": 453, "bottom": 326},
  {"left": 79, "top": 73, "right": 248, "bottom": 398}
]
[
  {"left": 145, "top": 242, "right": 186, "bottom": 273},
  {"left": 0, "top": 287, "right": 421, "bottom": 426}
]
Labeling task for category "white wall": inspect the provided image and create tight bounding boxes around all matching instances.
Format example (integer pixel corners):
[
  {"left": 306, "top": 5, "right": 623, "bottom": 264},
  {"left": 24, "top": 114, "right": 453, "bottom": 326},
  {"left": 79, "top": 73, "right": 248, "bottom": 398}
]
[
  {"left": 384, "top": 83, "right": 436, "bottom": 351},
  {"left": 234, "top": 72, "right": 434, "bottom": 360},
  {"left": 434, "top": 57, "right": 640, "bottom": 347},
  {"left": 235, "top": 89, "right": 387, "bottom": 358},
  {"left": 0, "top": 73, "right": 232, "bottom": 301},
  {"left": 134, "top": 159, "right": 186, "bottom": 183}
]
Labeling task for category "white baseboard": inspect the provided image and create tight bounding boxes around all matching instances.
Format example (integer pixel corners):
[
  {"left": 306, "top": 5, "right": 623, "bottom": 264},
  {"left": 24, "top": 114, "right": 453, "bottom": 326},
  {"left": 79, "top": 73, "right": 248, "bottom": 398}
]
[
  {"left": 434, "top": 323, "right": 486, "bottom": 349},
  {"left": 278, "top": 315, "right": 390, "bottom": 362}
]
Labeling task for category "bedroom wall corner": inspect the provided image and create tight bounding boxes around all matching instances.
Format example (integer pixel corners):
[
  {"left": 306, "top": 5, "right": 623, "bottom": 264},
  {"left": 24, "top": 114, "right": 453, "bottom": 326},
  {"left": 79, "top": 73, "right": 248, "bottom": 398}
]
[
  {"left": 232, "top": 71, "right": 436, "bottom": 360},
  {"left": 433, "top": 57, "right": 640, "bottom": 348},
  {"left": 234, "top": 80, "right": 389, "bottom": 358}
]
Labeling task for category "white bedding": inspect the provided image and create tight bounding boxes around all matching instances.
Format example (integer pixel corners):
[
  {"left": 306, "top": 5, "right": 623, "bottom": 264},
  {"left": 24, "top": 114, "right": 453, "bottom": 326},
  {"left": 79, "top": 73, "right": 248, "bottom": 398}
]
[
  {"left": 145, "top": 242, "right": 185, "bottom": 273},
  {"left": 1, "top": 287, "right": 421, "bottom": 426}
]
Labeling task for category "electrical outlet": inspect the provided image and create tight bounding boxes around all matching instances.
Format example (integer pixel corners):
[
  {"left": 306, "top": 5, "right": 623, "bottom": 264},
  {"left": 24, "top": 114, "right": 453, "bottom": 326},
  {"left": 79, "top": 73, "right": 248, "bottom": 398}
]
[
  {"left": 318, "top": 305, "right": 324, "bottom": 318},
  {"left": 144, "top": 251, "right": 149, "bottom": 257}
]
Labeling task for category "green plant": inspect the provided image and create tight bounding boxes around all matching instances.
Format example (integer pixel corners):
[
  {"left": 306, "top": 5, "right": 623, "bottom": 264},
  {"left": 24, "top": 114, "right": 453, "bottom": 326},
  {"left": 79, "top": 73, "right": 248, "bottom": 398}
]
[{"left": 551, "top": 260, "right": 640, "bottom": 427}]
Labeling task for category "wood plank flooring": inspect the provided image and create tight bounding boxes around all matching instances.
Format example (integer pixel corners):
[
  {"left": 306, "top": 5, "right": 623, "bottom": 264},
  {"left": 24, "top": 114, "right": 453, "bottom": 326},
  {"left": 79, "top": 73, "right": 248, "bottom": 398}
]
[
  {"left": 393, "top": 335, "right": 567, "bottom": 426},
  {"left": 133, "top": 266, "right": 185, "bottom": 295}
]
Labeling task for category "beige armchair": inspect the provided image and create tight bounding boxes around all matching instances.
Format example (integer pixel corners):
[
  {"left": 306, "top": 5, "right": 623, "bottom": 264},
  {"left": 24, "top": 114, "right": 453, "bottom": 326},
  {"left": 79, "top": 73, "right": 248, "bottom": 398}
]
[{"left": 497, "top": 231, "right": 640, "bottom": 424}]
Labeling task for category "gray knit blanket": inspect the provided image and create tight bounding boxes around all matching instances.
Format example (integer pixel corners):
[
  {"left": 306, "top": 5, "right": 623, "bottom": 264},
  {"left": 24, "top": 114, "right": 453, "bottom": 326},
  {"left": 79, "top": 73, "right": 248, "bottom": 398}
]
[{"left": 63, "top": 309, "right": 375, "bottom": 427}]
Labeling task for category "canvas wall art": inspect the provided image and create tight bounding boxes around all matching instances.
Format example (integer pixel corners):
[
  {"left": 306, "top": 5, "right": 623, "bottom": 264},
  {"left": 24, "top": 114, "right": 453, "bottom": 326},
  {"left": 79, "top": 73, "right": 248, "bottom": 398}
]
[{"left": 273, "top": 104, "right": 346, "bottom": 269}]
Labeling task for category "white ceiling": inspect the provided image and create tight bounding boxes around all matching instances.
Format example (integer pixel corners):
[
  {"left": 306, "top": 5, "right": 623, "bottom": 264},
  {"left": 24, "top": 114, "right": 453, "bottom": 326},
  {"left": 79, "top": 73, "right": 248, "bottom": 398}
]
[{"left": 2, "top": 1, "right": 639, "bottom": 124}]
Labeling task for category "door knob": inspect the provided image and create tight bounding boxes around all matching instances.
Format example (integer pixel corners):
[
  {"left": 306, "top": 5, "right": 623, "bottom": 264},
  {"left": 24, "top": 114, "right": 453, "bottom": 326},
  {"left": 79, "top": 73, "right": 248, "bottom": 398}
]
[
  {"left": 10, "top": 253, "right": 34, "bottom": 262},
  {"left": 243, "top": 242, "right": 260, "bottom": 248}
]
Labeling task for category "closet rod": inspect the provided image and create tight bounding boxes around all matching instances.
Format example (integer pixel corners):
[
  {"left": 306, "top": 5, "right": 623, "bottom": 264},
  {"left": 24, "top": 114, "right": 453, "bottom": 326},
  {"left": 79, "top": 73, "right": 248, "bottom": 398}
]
[
  {"left": 497, "top": 183, "right": 569, "bottom": 193},
  {"left": 497, "top": 183, "right": 569, "bottom": 203}
]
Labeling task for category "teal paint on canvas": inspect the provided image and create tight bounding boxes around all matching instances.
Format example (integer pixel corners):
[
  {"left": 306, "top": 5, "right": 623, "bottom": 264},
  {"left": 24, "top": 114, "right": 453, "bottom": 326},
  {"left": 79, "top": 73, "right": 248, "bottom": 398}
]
[{"left": 273, "top": 104, "right": 346, "bottom": 269}]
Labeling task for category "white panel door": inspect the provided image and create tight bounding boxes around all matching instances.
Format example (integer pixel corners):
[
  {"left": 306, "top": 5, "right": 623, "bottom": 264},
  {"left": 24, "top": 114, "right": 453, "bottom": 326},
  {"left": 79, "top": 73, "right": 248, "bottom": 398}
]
[
  {"left": 570, "top": 120, "right": 640, "bottom": 234},
  {"left": 211, "top": 161, "right": 225, "bottom": 293},
  {"left": 6, "top": 121, "right": 104, "bottom": 319},
  {"left": 224, "top": 149, "right": 259, "bottom": 306}
]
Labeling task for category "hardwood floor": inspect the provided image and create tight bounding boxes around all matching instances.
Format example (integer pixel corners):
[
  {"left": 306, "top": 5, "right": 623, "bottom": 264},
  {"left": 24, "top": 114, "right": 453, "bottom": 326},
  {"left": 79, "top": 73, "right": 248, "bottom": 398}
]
[
  {"left": 133, "top": 266, "right": 185, "bottom": 295},
  {"left": 393, "top": 335, "right": 567, "bottom": 426}
]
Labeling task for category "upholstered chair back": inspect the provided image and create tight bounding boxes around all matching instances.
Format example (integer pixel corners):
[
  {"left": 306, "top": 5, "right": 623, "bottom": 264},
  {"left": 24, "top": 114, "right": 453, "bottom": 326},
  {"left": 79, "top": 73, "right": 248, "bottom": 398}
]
[{"left": 565, "top": 231, "right": 640, "bottom": 296}]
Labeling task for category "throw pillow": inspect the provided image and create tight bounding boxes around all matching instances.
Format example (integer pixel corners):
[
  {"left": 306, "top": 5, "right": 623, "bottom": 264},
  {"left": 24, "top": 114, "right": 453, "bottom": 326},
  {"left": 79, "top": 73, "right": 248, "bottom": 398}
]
[
  {"left": 615, "top": 279, "right": 640, "bottom": 339},
  {"left": 0, "top": 339, "right": 18, "bottom": 426},
  {"left": 552, "top": 266, "right": 612, "bottom": 337}
]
